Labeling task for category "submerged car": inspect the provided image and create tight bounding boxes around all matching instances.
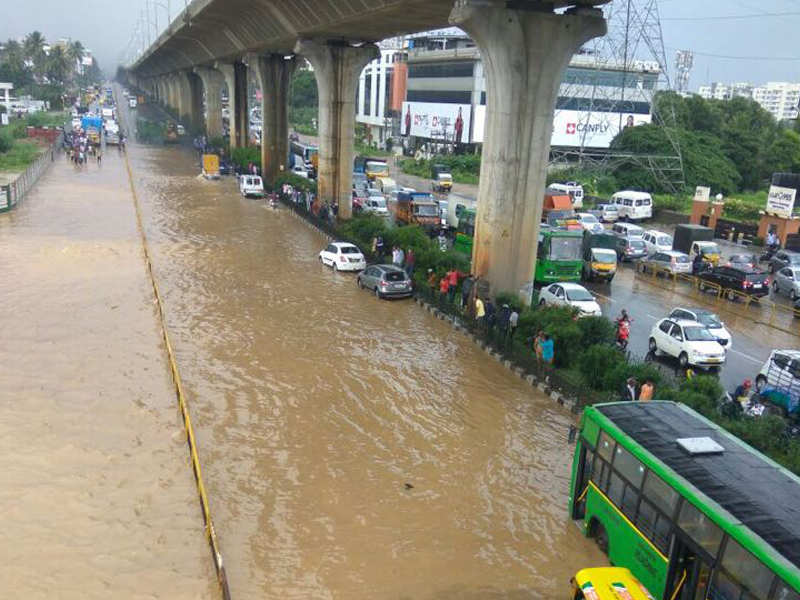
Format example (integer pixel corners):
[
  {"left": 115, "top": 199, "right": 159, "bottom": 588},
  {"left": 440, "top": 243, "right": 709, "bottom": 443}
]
[
  {"left": 318, "top": 242, "right": 366, "bottom": 272},
  {"left": 649, "top": 318, "right": 726, "bottom": 369},
  {"left": 357, "top": 264, "right": 412, "bottom": 299},
  {"left": 537, "top": 282, "right": 602, "bottom": 317}
]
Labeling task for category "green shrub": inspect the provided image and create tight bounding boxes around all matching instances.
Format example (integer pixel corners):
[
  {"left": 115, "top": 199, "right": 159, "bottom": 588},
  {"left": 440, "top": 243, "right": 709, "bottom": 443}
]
[
  {"left": 495, "top": 292, "right": 523, "bottom": 312},
  {"left": 578, "top": 315, "right": 617, "bottom": 347},
  {"left": 231, "top": 145, "right": 261, "bottom": 170},
  {"left": 0, "top": 129, "right": 12, "bottom": 154},
  {"left": 579, "top": 345, "right": 628, "bottom": 390},
  {"left": 516, "top": 306, "right": 582, "bottom": 368},
  {"left": 602, "top": 361, "right": 664, "bottom": 397},
  {"left": 274, "top": 172, "right": 316, "bottom": 193}
]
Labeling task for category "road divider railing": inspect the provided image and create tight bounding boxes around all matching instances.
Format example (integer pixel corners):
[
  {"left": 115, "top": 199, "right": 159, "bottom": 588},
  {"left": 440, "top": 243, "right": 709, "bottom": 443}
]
[
  {"left": 0, "top": 133, "right": 62, "bottom": 213},
  {"left": 635, "top": 264, "right": 800, "bottom": 337},
  {"left": 120, "top": 124, "right": 231, "bottom": 599}
]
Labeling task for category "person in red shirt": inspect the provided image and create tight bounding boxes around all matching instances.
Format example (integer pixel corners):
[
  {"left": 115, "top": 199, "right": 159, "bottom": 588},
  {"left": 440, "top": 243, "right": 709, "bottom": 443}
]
[
  {"left": 439, "top": 275, "right": 450, "bottom": 307},
  {"left": 446, "top": 269, "right": 465, "bottom": 304}
]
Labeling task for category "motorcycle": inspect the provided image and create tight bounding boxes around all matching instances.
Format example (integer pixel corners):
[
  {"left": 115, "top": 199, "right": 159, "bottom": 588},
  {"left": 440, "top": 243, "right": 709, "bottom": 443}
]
[{"left": 760, "top": 242, "right": 780, "bottom": 263}]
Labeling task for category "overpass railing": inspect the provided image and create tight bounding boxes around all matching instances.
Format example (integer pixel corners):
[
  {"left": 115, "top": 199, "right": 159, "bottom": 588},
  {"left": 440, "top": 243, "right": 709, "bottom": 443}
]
[{"left": 0, "top": 132, "right": 63, "bottom": 213}]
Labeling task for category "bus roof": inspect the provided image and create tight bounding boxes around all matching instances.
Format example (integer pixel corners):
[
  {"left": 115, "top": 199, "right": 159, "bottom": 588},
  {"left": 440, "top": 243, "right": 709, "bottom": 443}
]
[{"left": 590, "top": 401, "right": 800, "bottom": 573}]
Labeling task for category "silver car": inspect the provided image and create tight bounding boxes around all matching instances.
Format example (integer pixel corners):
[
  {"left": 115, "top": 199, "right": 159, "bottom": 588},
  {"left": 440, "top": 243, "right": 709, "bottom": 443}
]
[
  {"left": 772, "top": 266, "right": 800, "bottom": 300},
  {"left": 356, "top": 264, "right": 412, "bottom": 299},
  {"left": 639, "top": 250, "right": 692, "bottom": 275}
]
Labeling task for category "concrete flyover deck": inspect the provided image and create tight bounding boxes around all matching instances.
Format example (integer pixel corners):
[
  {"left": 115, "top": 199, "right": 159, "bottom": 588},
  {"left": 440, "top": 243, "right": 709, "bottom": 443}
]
[{"left": 0, "top": 149, "right": 216, "bottom": 597}]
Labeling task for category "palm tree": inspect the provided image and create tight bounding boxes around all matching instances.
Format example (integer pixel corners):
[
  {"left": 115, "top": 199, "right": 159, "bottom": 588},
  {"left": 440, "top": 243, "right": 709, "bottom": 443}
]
[
  {"left": 23, "top": 31, "right": 46, "bottom": 79},
  {"left": 66, "top": 40, "right": 84, "bottom": 77},
  {"left": 46, "top": 46, "right": 70, "bottom": 85}
]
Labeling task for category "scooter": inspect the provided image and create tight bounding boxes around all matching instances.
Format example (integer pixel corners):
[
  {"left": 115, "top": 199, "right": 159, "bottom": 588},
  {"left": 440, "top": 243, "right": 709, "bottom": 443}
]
[
  {"left": 760, "top": 243, "right": 780, "bottom": 263},
  {"left": 615, "top": 318, "right": 630, "bottom": 350}
]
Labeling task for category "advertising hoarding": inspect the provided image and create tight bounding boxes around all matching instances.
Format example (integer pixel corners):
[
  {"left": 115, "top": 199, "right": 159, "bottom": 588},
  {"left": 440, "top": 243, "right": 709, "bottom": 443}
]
[
  {"left": 401, "top": 101, "right": 471, "bottom": 144},
  {"left": 471, "top": 106, "right": 652, "bottom": 148},
  {"left": 766, "top": 185, "right": 796, "bottom": 219}
]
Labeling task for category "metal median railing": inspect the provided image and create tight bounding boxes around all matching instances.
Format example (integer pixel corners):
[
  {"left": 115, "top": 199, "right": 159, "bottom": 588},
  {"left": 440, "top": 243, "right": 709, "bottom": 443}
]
[
  {"left": 0, "top": 133, "right": 62, "bottom": 213},
  {"left": 635, "top": 264, "right": 800, "bottom": 337}
]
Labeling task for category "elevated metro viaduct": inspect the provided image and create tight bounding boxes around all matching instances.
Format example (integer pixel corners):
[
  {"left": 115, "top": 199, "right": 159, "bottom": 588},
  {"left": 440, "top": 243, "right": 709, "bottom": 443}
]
[{"left": 128, "top": 0, "right": 608, "bottom": 304}]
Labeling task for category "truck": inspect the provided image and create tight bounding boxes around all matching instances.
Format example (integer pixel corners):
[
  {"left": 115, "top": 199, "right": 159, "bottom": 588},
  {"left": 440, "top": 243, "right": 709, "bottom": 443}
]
[
  {"left": 364, "top": 159, "right": 389, "bottom": 181},
  {"left": 672, "top": 224, "right": 720, "bottom": 267},
  {"left": 535, "top": 229, "right": 583, "bottom": 286},
  {"left": 548, "top": 182, "right": 584, "bottom": 208},
  {"left": 431, "top": 163, "right": 453, "bottom": 193},
  {"left": 581, "top": 231, "right": 618, "bottom": 283},
  {"left": 391, "top": 191, "right": 440, "bottom": 230},
  {"left": 81, "top": 116, "right": 103, "bottom": 145},
  {"left": 542, "top": 189, "right": 574, "bottom": 223}
]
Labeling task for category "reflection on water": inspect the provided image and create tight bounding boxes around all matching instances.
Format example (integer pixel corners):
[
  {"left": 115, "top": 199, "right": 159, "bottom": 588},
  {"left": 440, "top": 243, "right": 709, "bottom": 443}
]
[{"left": 129, "top": 136, "right": 605, "bottom": 598}]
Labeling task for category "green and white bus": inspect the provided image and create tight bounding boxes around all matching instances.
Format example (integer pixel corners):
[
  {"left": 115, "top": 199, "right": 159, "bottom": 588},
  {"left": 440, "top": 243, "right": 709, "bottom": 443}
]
[{"left": 569, "top": 401, "right": 800, "bottom": 600}]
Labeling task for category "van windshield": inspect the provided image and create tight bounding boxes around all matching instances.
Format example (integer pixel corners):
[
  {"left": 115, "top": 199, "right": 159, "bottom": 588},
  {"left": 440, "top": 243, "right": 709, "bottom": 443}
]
[{"left": 592, "top": 249, "right": 617, "bottom": 264}]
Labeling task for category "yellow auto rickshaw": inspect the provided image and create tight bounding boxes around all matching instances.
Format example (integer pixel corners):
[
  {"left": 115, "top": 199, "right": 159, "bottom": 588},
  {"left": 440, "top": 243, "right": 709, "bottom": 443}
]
[{"left": 570, "top": 567, "right": 656, "bottom": 600}]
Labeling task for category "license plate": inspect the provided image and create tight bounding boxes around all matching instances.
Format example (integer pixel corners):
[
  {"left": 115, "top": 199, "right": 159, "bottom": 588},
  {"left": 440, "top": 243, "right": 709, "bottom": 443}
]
[
  {"left": 392, "top": 284, "right": 406, "bottom": 290},
  {"left": 752, "top": 284, "right": 762, "bottom": 289},
  {"left": 707, "top": 357, "right": 723, "bottom": 363},
  {"left": 349, "top": 258, "right": 360, "bottom": 263}
]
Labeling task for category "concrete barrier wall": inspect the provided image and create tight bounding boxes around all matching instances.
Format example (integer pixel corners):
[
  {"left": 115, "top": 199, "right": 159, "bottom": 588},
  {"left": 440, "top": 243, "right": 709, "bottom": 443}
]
[{"left": 0, "top": 133, "right": 62, "bottom": 214}]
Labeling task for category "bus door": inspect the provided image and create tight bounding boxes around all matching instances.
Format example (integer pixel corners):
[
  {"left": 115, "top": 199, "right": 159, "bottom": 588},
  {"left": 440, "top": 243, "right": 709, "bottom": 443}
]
[
  {"left": 665, "top": 536, "right": 713, "bottom": 600},
  {"left": 571, "top": 443, "right": 594, "bottom": 520}
]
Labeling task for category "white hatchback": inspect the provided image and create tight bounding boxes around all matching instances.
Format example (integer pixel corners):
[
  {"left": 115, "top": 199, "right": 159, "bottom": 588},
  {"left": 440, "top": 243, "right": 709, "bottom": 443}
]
[
  {"left": 537, "top": 282, "right": 602, "bottom": 317},
  {"left": 318, "top": 242, "right": 366, "bottom": 272},
  {"left": 649, "top": 318, "right": 726, "bottom": 369}
]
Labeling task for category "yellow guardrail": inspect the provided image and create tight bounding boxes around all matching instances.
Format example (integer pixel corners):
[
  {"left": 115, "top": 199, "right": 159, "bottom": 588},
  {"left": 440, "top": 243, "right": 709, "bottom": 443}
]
[
  {"left": 635, "top": 265, "right": 800, "bottom": 338},
  {"left": 121, "top": 126, "right": 231, "bottom": 598}
]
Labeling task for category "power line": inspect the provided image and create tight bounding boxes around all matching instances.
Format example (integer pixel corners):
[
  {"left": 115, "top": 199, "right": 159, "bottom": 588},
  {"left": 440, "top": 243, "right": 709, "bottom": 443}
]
[
  {"left": 665, "top": 46, "right": 800, "bottom": 61},
  {"left": 662, "top": 10, "right": 800, "bottom": 21}
]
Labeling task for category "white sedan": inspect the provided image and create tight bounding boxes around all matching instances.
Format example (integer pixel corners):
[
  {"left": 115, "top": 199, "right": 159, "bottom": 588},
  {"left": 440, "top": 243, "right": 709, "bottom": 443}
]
[
  {"left": 649, "top": 318, "right": 726, "bottom": 369},
  {"left": 318, "top": 242, "right": 366, "bottom": 272},
  {"left": 537, "top": 282, "right": 602, "bottom": 317}
]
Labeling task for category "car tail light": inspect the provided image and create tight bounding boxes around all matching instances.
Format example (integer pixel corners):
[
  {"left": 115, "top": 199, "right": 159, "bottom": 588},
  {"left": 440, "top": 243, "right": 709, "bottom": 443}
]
[
  {"left": 380, "top": 280, "right": 388, "bottom": 287},
  {"left": 743, "top": 280, "right": 751, "bottom": 288},
  {"left": 670, "top": 257, "right": 676, "bottom": 265},
  {"left": 339, "top": 255, "right": 348, "bottom": 262}
]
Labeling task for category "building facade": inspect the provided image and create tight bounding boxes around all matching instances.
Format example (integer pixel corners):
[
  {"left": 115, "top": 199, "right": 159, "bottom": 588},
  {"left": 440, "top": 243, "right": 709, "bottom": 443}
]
[
  {"left": 355, "top": 38, "right": 406, "bottom": 147},
  {"left": 697, "top": 81, "right": 800, "bottom": 121}
]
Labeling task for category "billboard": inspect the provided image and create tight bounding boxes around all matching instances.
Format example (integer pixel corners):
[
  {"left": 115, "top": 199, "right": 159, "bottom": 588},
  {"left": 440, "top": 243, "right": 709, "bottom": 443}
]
[
  {"left": 401, "top": 101, "right": 471, "bottom": 144},
  {"left": 471, "top": 106, "right": 652, "bottom": 148},
  {"left": 766, "top": 185, "right": 796, "bottom": 219}
]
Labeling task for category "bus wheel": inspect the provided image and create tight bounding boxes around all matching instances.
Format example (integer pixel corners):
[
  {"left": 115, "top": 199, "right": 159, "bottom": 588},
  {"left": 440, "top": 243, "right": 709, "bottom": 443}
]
[{"left": 591, "top": 520, "right": 609, "bottom": 555}]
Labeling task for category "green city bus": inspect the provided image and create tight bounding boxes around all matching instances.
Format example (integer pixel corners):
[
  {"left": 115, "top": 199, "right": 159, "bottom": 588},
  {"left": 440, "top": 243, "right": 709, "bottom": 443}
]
[
  {"left": 452, "top": 208, "right": 475, "bottom": 256},
  {"left": 535, "top": 229, "right": 583, "bottom": 285},
  {"left": 569, "top": 401, "right": 800, "bottom": 600}
]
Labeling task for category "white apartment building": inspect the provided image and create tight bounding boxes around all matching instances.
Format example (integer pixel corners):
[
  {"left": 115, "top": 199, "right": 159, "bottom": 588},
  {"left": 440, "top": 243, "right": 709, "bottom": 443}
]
[
  {"left": 355, "top": 38, "right": 405, "bottom": 147},
  {"left": 697, "top": 81, "right": 800, "bottom": 121}
]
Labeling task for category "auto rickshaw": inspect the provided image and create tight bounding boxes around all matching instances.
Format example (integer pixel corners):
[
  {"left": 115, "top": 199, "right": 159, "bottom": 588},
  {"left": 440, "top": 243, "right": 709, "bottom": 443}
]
[{"left": 570, "top": 567, "right": 656, "bottom": 600}]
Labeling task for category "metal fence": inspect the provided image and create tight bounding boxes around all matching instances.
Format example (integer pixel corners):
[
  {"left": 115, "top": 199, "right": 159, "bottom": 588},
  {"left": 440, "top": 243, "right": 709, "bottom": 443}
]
[{"left": 0, "top": 133, "right": 63, "bottom": 213}]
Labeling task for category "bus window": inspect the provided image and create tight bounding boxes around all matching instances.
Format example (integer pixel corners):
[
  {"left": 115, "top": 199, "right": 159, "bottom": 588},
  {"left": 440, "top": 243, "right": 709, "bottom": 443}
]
[
  {"left": 597, "top": 432, "right": 615, "bottom": 462},
  {"left": 642, "top": 471, "right": 679, "bottom": 518},
  {"left": 710, "top": 538, "right": 774, "bottom": 600},
  {"left": 677, "top": 501, "right": 723, "bottom": 557},
  {"left": 635, "top": 498, "right": 672, "bottom": 553},
  {"left": 613, "top": 445, "right": 645, "bottom": 488},
  {"left": 607, "top": 471, "right": 625, "bottom": 506},
  {"left": 774, "top": 582, "right": 800, "bottom": 600}
]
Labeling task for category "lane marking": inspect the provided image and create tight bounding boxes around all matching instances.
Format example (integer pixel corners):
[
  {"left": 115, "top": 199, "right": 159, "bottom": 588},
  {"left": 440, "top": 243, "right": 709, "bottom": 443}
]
[{"left": 729, "top": 349, "right": 762, "bottom": 364}]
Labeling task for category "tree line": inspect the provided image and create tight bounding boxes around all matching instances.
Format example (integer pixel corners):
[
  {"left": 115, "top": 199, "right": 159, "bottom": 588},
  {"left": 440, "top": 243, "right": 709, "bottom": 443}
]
[
  {"left": 611, "top": 91, "right": 800, "bottom": 195},
  {"left": 0, "top": 31, "right": 103, "bottom": 109}
]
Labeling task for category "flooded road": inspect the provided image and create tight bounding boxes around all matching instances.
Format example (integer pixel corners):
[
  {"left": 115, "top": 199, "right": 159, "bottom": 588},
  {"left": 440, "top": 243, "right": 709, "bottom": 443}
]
[
  {"left": 0, "top": 143, "right": 215, "bottom": 597},
  {"left": 124, "top": 107, "right": 604, "bottom": 597}
]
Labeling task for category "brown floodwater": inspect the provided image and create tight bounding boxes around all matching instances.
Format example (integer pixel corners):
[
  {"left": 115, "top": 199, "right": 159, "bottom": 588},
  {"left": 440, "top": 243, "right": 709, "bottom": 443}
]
[
  {"left": 123, "top": 103, "right": 605, "bottom": 597},
  {"left": 0, "top": 142, "right": 216, "bottom": 597}
]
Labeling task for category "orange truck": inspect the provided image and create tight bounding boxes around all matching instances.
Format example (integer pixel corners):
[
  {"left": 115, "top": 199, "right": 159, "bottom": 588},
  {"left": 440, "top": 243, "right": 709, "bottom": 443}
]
[{"left": 391, "top": 191, "right": 440, "bottom": 230}]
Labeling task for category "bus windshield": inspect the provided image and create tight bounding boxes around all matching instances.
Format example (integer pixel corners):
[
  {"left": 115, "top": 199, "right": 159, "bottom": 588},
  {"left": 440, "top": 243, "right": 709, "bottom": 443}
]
[{"left": 549, "top": 236, "right": 582, "bottom": 261}]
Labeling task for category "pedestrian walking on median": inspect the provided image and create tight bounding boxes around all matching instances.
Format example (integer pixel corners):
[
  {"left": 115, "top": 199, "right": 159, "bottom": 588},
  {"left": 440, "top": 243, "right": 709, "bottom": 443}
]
[
  {"left": 509, "top": 308, "right": 519, "bottom": 340},
  {"left": 439, "top": 275, "right": 450, "bottom": 307},
  {"left": 405, "top": 248, "right": 415, "bottom": 277},
  {"left": 427, "top": 268, "right": 438, "bottom": 290},
  {"left": 484, "top": 298, "right": 496, "bottom": 334},
  {"left": 621, "top": 377, "right": 638, "bottom": 401},
  {"left": 540, "top": 334, "right": 554, "bottom": 366},
  {"left": 534, "top": 330, "right": 545, "bottom": 363},
  {"left": 373, "top": 235, "right": 385, "bottom": 261},
  {"left": 639, "top": 379, "right": 654, "bottom": 401},
  {"left": 461, "top": 273, "right": 474, "bottom": 310},
  {"left": 475, "top": 295, "right": 486, "bottom": 328}
]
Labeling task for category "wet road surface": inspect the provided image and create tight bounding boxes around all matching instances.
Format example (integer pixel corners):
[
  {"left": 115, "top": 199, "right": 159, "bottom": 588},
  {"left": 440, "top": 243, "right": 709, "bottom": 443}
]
[
  {"left": 0, "top": 142, "right": 216, "bottom": 597},
  {"left": 123, "top": 100, "right": 605, "bottom": 597}
]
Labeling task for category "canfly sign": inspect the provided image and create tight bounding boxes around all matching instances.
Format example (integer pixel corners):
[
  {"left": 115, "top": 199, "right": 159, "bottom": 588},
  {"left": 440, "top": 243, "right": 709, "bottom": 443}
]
[{"left": 766, "top": 185, "right": 796, "bottom": 219}]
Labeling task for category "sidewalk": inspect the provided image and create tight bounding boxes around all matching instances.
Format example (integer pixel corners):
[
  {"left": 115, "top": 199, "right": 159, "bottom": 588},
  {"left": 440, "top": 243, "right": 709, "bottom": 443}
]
[{"left": 0, "top": 150, "right": 215, "bottom": 597}]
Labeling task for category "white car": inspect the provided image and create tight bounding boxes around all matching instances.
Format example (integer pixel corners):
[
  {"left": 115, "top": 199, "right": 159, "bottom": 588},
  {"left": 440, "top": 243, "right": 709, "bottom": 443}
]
[
  {"left": 362, "top": 197, "right": 389, "bottom": 216},
  {"left": 239, "top": 175, "right": 264, "bottom": 198},
  {"left": 537, "top": 282, "right": 602, "bottom": 317},
  {"left": 318, "top": 242, "right": 366, "bottom": 272},
  {"left": 668, "top": 307, "right": 732, "bottom": 350},
  {"left": 291, "top": 165, "right": 309, "bottom": 178},
  {"left": 649, "top": 318, "right": 726, "bottom": 369},
  {"left": 576, "top": 212, "right": 604, "bottom": 233},
  {"left": 642, "top": 230, "right": 673, "bottom": 254}
]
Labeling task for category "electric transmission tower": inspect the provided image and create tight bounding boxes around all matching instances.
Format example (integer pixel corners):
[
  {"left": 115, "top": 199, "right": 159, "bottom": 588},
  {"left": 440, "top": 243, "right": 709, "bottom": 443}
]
[{"left": 551, "top": 0, "right": 685, "bottom": 195}]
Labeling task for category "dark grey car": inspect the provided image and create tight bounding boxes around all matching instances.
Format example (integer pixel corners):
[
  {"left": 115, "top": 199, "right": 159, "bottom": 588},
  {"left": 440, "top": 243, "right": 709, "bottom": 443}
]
[
  {"left": 357, "top": 264, "right": 412, "bottom": 299},
  {"left": 616, "top": 237, "right": 648, "bottom": 261},
  {"left": 769, "top": 250, "right": 800, "bottom": 273}
]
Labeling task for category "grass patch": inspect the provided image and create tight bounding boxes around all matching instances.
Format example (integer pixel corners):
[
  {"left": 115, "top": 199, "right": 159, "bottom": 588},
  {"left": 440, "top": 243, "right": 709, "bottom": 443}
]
[
  {"left": 399, "top": 157, "right": 479, "bottom": 185},
  {"left": 355, "top": 142, "right": 392, "bottom": 157},
  {"left": 0, "top": 139, "right": 43, "bottom": 172},
  {"left": 653, "top": 190, "right": 765, "bottom": 223}
]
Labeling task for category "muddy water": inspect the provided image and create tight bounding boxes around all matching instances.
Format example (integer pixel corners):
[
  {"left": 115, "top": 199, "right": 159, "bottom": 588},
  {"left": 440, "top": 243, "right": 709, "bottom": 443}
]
[
  {"left": 0, "top": 146, "right": 215, "bottom": 597},
  {"left": 124, "top": 125, "right": 605, "bottom": 597}
]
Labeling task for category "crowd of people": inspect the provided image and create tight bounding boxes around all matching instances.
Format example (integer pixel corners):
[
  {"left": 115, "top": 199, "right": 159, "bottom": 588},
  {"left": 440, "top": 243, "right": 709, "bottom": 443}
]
[{"left": 64, "top": 129, "right": 125, "bottom": 169}]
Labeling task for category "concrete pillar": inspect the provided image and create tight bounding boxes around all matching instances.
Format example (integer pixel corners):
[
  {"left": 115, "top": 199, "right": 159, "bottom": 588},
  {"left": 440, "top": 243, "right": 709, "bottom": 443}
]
[
  {"left": 254, "top": 54, "right": 296, "bottom": 187},
  {"left": 166, "top": 76, "right": 179, "bottom": 114},
  {"left": 449, "top": 1, "right": 605, "bottom": 304},
  {"left": 217, "top": 61, "right": 249, "bottom": 149},
  {"left": 295, "top": 40, "right": 379, "bottom": 219},
  {"left": 194, "top": 66, "right": 225, "bottom": 139}
]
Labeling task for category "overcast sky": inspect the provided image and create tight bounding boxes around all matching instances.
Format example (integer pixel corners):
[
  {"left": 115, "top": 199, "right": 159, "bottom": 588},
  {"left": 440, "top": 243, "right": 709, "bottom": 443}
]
[{"left": 1, "top": 0, "right": 800, "bottom": 90}]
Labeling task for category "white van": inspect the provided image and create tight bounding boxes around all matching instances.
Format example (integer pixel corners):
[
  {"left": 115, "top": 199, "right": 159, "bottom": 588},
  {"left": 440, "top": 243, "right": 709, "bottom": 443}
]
[
  {"left": 549, "top": 182, "right": 584, "bottom": 208},
  {"left": 612, "top": 190, "right": 653, "bottom": 221},
  {"left": 239, "top": 175, "right": 264, "bottom": 198}
]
